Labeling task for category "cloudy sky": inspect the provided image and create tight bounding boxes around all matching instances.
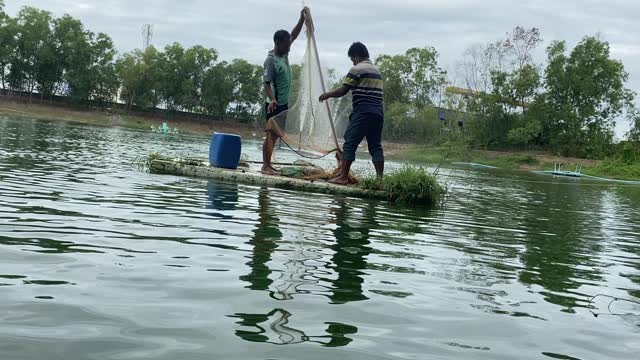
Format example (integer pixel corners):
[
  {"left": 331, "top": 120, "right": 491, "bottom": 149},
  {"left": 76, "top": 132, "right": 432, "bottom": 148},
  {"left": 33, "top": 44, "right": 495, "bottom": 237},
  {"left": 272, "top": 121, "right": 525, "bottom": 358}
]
[{"left": 5, "top": 0, "right": 640, "bottom": 136}]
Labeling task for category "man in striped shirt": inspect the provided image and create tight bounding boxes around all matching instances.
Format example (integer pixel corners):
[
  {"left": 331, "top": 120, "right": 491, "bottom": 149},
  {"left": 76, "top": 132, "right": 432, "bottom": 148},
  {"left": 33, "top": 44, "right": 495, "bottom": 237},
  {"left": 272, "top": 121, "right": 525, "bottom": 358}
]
[{"left": 319, "top": 42, "right": 384, "bottom": 185}]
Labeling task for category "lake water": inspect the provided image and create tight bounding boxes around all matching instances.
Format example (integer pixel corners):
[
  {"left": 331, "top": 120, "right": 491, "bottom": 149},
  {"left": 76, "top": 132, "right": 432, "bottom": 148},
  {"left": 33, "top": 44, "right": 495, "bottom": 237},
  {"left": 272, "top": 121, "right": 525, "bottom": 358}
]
[{"left": 1, "top": 115, "right": 639, "bottom": 360}]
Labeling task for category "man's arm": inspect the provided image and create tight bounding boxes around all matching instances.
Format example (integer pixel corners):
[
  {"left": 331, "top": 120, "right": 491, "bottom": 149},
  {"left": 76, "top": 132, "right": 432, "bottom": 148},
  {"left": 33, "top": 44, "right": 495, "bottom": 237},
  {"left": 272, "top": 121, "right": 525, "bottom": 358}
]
[
  {"left": 319, "top": 85, "right": 350, "bottom": 102},
  {"left": 263, "top": 56, "right": 277, "bottom": 112},
  {"left": 264, "top": 83, "right": 276, "bottom": 102},
  {"left": 290, "top": 8, "right": 307, "bottom": 44}
]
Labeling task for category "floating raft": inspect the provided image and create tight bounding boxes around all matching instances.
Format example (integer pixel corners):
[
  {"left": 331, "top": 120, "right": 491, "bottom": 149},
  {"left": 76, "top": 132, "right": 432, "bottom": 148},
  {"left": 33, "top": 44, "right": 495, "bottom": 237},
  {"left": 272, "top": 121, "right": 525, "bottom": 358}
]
[
  {"left": 532, "top": 170, "right": 640, "bottom": 185},
  {"left": 149, "top": 158, "right": 389, "bottom": 200},
  {"left": 451, "top": 162, "right": 498, "bottom": 169}
]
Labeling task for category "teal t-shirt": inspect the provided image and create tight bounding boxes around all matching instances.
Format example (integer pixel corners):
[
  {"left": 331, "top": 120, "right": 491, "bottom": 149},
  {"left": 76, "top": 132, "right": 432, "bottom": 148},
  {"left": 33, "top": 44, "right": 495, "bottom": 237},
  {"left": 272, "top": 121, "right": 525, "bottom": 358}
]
[{"left": 263, "top": 51, "right": 291, "bottom": 105}]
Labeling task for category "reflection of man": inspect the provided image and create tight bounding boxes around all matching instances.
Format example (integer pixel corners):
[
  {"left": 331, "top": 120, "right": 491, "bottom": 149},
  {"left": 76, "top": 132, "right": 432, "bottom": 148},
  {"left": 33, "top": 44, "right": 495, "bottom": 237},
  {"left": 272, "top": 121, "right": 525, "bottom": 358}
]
[
  {"left": 325, "top": 198, "right": 375, "bottom": 304},
  {"left": 229, "top": 308, "right": 357, "bottom": 347},
  {"left": 261, "top": 8, "right": 307, "bottom": 175},
  {"left": 239, "top": 188, "right": 281, "bottom": 290}
]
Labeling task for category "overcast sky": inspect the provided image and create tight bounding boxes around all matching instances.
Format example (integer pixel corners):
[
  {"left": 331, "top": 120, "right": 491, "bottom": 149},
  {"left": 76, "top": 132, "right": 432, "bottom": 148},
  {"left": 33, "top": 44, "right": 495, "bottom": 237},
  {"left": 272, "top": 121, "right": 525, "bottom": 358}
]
[{"left": 5, "top": 0, "right": 639, "bottom": 136}]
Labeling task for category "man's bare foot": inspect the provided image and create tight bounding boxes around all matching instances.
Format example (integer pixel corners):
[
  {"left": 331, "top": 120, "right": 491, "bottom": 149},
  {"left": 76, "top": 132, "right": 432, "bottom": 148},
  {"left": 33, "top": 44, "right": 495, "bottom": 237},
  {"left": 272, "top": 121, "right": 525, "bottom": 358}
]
[
  {"left": 329, "top": 176, "right": 350, "bottom": 185},
  {"left": 261, "top": 166, "right": 278, "bottom": 175}
]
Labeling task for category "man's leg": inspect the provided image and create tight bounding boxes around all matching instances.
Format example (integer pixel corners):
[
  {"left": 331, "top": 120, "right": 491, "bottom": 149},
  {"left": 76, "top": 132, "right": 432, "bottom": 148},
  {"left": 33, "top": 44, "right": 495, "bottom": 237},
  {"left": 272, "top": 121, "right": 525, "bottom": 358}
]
[
  {"left": 261, "top": 103, "right": 279, "bottom": 175},
  {"left": 366, "top": 114, "right": 385, "bottom": 178},
  {"left": 261, "top": 104, "right": 290, "bottom": 175},
  {"left": 261, "top": 130, "right": 278, "bottom": 175}
]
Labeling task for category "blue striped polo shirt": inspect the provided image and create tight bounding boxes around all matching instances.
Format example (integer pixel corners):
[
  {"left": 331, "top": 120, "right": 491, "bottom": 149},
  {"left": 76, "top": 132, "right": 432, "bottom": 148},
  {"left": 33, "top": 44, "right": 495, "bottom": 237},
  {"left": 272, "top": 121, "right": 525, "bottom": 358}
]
[{"left": 343, "top": 59, "right": 384, "bottom": 116}]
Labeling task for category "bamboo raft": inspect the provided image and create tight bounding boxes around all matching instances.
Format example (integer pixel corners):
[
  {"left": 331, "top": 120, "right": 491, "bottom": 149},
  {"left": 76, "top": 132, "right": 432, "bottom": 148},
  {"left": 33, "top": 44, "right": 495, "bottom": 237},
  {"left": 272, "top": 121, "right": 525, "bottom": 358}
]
[{"left": 148, "top": 157, "right": 388, "bottom": 200}]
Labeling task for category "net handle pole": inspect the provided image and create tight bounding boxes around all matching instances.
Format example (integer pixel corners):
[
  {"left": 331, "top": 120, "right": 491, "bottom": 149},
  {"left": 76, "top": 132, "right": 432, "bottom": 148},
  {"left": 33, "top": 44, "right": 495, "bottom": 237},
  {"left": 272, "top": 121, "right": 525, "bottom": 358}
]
[{"left": 305, "top": 10, "right": 342, "bottom": 154}]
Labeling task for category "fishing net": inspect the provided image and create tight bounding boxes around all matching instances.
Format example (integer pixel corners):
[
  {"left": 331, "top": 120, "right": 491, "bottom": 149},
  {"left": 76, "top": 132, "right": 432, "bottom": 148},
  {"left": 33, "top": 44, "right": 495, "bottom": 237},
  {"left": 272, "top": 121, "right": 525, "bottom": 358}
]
[{"left": 266, "top": 9, "right": 356, "bottom": 182}]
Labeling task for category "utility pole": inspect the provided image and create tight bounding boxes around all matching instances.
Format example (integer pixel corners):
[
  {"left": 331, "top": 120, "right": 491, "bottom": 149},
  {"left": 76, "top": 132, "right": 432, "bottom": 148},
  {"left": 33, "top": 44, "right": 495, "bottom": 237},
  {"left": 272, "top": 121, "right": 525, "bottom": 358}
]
[{"left": 142, "top": 24, "right": 153, "bottom": 49}]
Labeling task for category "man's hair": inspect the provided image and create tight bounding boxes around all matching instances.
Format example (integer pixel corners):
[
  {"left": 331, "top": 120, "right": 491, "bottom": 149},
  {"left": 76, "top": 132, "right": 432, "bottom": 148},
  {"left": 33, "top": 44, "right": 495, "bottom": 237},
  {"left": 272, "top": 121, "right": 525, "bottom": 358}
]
[
  {"left": 348, "top": 42, "right": 369, "bottom": 59},
  {"left": 273, "top": 30, "right": 291, "bottom": 44}
]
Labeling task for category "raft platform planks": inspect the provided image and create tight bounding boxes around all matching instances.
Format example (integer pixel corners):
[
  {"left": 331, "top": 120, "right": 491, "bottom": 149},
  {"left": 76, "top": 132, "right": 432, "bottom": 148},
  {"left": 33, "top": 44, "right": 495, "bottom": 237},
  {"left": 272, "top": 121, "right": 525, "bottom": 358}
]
[{"left": 149, "top": 159, "right": 388, "bottom": 200}]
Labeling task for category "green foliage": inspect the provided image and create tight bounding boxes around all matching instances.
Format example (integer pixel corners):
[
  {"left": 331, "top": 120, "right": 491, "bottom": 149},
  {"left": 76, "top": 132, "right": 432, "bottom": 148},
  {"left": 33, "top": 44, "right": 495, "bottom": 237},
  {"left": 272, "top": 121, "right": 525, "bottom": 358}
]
[
  {"left": 376, "top": 47, "right": 446, "bottom": 109},
  {"left": 383, "top": 102, "right": 449, "bottom": 143},
  {"left": 540, "top": 36, "right": 634, "bottom": 157},
  {"left": 226, "top": 58, "right": 263, "bottom": 121},
  {"left": 201, "top": 60, "right": 234, "bottom": 118},
  {"left": 458, "top": 30, "right": 636, "bottom": 161},
  {"left": 507, "top": 120, "right": 542, "bottom": 146},
  {"left": 510, "top": 154, "right": 538, "bottom": 166},
  {"left": 359, "top": 165, "right": 445, "bottom": 207},
  {"left": 626, "top": 110, "right": 640, "bottom": 145},
  {"left": 584, "top": 157, "right": 640, "bottom": 180}
]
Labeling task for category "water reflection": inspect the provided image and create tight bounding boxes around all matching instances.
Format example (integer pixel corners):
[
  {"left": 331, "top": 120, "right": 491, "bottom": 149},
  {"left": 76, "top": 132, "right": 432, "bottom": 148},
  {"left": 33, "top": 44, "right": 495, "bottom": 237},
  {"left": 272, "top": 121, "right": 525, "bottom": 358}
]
[
  {"left": 206, "top": 180, "right": 238, "bottom": 212},
  {"left": 239, "top": 188, "right": 280, "bottom": 291},
  {"left": 517, "top": 183, "right": 604, "bottom": 310},
  {"left": 228, "top": 308, "right": 357, "bottom": 347},
  {"left": 231, "top": 194, "right": 372, "bottom": 345},
  {"left": 324, "top": 198, "right": 375, "bottom": 304}
]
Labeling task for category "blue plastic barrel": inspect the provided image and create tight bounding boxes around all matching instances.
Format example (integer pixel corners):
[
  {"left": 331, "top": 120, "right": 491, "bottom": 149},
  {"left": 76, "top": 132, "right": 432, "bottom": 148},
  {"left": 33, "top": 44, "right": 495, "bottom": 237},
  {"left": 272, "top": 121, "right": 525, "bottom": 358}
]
[{"left": 209, "top": 132, "right": 242, "bottom": 169}]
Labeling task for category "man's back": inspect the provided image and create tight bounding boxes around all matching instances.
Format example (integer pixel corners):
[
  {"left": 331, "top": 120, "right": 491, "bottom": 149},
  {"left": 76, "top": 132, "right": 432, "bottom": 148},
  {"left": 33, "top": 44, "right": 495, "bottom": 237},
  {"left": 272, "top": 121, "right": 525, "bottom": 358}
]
[{"left": 343, "top": 60, "right": 384, "bottom": 115}]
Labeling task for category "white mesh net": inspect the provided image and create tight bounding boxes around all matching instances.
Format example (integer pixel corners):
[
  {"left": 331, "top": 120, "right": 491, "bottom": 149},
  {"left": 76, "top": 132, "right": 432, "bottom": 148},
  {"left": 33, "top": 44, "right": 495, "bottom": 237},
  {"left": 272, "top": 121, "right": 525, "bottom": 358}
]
[{"left": 267, "top": 11, "right": 351, "bottom": 161}]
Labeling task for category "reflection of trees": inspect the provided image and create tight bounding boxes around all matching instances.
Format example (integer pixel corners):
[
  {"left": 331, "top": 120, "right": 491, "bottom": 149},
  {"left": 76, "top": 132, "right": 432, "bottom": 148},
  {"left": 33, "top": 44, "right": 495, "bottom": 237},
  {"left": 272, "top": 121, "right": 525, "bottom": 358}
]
[
  {"left": 447, "top": 179, "right": 608, "bottom": 311},
  {"left": 228, "top": 308, "right": 357, "bottom": 347},
  {"left": 603, "top": 188, "right": 640, "bottom": 300},
  {"left": 517, "top": 182, "right": 605, "bottom": 309},
  {"left": 239, "top": 188, "right": 280, "bottom": 291},
  {"left": 323, "top": 198, "right": 376, "bottom": 304}
]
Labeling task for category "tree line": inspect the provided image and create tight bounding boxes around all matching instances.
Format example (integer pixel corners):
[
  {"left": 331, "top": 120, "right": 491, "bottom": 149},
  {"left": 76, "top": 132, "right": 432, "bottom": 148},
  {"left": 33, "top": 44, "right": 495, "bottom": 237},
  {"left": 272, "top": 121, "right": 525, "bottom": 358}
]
[
  {"left": 1, "top": 3, "right": 639, "bottom": 159},
  {"left": 374, "top": 27, "right": 639, "bottom": 159},
  {"left": 0, "top": 5, "right": 263, "bottom": 122}
]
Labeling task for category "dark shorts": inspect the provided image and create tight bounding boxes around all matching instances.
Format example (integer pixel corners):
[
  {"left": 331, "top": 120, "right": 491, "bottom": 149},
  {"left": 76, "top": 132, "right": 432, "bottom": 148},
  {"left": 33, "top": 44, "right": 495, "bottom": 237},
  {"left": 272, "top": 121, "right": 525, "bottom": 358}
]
[
  {"left": 342, "top": 112, "right": 384, "bottom": 162},
  {"left": 265, "top": 103, "right": 288, "bottom": 121}
]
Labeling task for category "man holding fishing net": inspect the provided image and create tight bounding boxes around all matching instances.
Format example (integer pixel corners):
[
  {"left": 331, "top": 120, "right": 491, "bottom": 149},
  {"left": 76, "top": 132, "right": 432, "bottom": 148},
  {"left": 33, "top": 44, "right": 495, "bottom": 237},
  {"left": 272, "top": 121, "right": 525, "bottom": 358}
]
[
  {"left": 261, "top": 7, "right": 308, "bottom": 175},
  {"left": 320, "top": 42, "right": 385, "bottom": 185}
]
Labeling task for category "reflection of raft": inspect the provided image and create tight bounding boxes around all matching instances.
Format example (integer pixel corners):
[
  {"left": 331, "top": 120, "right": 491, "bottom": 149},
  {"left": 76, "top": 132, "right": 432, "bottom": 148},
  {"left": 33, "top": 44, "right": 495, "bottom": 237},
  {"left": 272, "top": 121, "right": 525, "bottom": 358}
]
[{"left": 149, "top": 157, "right": 388, "bottom": 200}]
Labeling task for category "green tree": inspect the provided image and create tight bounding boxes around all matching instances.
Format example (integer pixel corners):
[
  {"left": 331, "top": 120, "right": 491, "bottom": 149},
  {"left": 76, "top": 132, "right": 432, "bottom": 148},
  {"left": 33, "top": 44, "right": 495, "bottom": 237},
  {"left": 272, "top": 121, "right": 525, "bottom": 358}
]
[
  {"left": 9, "top": 7, "right": 55, "bottom": 100},
  {"left": 180, "top": 45, "right": 217, "bottom": 113},
  {"left": 54, "top": 14, "right": 94, "bottom": 102},
  {"left": 157, "top": 42, "right": 184, "bottom": 112},
  {"left": 227, "top": 58, "right": 262, "bottom": 121},
  {"left": 88, "top": 33, "right": 118, "bottom": 106},
  {"left": 542, "top": 37, "right": 635, "bottom": 157},
  {"left": 627, "top": 109, "right": 640, "bottom": 145},
  {"left": 405, "top": 47, "right": 447, "bottom": 108},
  {"left": 115, "top": 51, "right": 145, "bottom": 112},
  {"left": 201, "top": 61, "right": 234, "bottom": 118},
  {"left": 0, "top": 5, "right": 16, "bottom": 89},
  {"left": 116, "top": 46, "right": 167, "bottom": 112},
  {"left": 376, "top": 47, "right": 446, "bottom": 109},
  {"left": 375, "top": 53, "right": 410, "bottom": 105}
]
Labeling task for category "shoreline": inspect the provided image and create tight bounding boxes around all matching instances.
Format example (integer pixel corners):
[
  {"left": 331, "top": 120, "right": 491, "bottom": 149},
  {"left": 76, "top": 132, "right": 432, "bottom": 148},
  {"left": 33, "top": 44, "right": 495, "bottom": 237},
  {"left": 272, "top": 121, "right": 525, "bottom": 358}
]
[
  {"left": 0, "top": 98, "right": 258, "bottom": 139},
  {"left": 2, "top": 98, "right": 637, "bottom": 182}
]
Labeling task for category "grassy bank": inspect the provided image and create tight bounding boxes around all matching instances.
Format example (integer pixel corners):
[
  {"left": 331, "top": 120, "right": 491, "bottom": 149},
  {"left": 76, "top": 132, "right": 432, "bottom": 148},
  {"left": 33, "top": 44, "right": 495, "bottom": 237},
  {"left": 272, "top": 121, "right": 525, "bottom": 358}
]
[
  {"left": 359, "top": 165, "right": 446, "bottom": 207},
  {"left": 392, "top": 144, "right": 640, "bottom": 181},
  {"left": 0, "top": 99, "right": 257, "bottom": 138},
  {"left": 582, "top": 159, "right": 640, "bottom": 181}
]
